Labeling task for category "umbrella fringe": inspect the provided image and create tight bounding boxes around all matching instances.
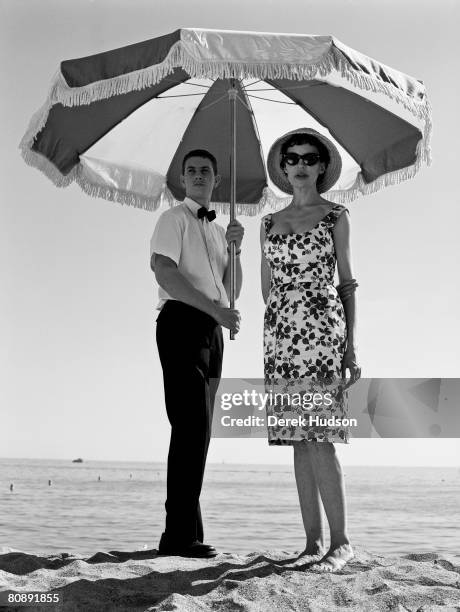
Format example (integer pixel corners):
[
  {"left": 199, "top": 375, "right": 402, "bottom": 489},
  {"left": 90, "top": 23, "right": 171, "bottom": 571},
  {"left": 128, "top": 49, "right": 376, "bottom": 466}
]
[
  {"left": 20, "top": 145, "right": 76, "bottom": 188},
  {"left": 52, "top": 44, "right": 185, "bottom": 107},
  {"left": 331, "top": 46, "right": 433, "bottom": 169},
  {"left": 19, "top": 41, "right": 432, "bottom": 210},
  {"left": 75, "top": 172, "right": 173, "bottom": 212},
  {"left": 50, "top": 42, "right": 341, "bottom": 107},
  {"left": 331, "top": 47, "right": 431, "bottom": 131},
  {"left": 20, "top": 40, "right": 432, "bottom": 198},
  {"left": 20, "top": 150, "right": 429, "bottom": 214},
  {"left": 325, "top": 138, "right": 430, "bottom": 204},
  {"left": 210, "top": 189, "right": 289, "bottom": 216},
  {"left": 20, "top": 139, "right": 430, "bottom": 215},
  {"left": 36, "top": 41, "right": 430, "bottom": 132},
  {"left": 19, "top": 68, "right": 66, "bottom": 150}
]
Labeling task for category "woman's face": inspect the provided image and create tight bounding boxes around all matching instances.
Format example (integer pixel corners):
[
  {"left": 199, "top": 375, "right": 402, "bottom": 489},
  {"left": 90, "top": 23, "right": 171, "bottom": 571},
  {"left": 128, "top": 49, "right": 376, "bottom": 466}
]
[{"left": 282, "top": 143, "right": 326, "bottom": 192}]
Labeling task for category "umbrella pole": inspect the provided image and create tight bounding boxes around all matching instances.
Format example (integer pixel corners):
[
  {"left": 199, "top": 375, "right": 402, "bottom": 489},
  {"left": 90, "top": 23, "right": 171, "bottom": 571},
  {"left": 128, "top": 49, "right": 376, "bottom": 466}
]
[{"left": 228, "top": 79, "right": 237, "bottom": 340}]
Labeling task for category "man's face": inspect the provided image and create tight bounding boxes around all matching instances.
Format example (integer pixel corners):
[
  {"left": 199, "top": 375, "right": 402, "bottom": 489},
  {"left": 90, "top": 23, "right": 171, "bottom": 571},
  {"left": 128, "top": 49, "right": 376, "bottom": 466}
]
[{"left": 180, "top": 156, "right": 219, "bottom": 202}]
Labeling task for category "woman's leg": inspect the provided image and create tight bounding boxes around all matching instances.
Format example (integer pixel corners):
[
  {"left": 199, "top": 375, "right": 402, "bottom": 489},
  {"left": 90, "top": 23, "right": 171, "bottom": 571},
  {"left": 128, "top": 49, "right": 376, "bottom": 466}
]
[
  {"left": 308, "top": 442, "right": 354, "bottom": 571},
  {"left": 293, "top": 441, "right": 325, "bottom": 557}
]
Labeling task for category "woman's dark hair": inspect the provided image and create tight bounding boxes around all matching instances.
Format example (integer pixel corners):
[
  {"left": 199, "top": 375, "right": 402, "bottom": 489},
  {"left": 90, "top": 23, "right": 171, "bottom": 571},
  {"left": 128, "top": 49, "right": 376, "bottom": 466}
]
[
  {"left": 182, "top": 149, "right": 218, "bottom": 174},
  {"left": 280, "top": 134, "right": 330, "bottom": 167}
]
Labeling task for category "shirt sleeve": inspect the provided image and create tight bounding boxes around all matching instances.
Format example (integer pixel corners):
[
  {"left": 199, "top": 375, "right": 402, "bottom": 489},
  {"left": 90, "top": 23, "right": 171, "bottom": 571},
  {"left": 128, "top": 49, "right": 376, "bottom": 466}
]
[
  {"left": 213, "top": 223, "right": 226, "bottom": 251},
  {"left": 217, "top": 224, "right": 229, "bottom": 271},
  {"left": 150, "top": 211, "right": 183, "bottom": 266}
]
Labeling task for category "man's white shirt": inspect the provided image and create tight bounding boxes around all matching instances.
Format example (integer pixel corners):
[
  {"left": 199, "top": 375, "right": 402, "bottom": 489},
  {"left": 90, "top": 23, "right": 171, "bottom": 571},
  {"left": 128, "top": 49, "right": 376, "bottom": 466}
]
[{"left": 150, "top": 197, "right": 229, "bottom": 310}]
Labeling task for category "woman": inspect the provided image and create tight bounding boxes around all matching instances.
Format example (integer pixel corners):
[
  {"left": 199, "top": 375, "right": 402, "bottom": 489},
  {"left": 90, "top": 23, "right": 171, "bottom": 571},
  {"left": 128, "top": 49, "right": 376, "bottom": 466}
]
[{"left": 261, "top": 128, "right": 360, "bottom": 572}]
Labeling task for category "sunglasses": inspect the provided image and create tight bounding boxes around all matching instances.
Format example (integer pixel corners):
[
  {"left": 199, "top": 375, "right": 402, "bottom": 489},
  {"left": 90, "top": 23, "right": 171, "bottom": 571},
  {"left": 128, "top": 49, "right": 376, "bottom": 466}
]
[{"left": 282, "top": 152, "right": 321, "bottom": 166}]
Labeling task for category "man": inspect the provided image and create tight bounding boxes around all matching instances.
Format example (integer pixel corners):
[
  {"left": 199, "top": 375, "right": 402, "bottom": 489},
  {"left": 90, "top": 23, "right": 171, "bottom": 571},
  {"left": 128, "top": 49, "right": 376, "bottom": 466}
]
[{"left": 150, "top": 149, "right": 244, "bottom": 558}]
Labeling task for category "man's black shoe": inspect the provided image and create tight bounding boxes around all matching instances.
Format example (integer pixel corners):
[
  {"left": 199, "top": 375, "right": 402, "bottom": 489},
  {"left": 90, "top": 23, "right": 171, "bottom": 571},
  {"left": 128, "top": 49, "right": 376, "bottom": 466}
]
[{"left": 158, "top": 540, "right": 218, "bottom": 558}]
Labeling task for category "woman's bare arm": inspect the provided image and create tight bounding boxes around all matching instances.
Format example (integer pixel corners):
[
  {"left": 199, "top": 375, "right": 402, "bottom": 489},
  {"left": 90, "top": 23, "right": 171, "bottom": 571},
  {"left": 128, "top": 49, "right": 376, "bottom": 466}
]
[
  {"left": 333, "top": 211, "right": 357, "bottom": 349},
  {"left": 333, "top": 211, "right": 360, "bottom": 383}
]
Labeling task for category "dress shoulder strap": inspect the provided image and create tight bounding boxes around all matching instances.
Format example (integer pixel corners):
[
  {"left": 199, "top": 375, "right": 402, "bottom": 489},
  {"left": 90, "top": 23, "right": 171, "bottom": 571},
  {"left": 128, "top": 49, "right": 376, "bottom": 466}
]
[
  {"left": 262, "top": 213, "right": 273, "bottom": 234},
  {"left": 326, "top": 204, "right": 349, "bottom": 228}
]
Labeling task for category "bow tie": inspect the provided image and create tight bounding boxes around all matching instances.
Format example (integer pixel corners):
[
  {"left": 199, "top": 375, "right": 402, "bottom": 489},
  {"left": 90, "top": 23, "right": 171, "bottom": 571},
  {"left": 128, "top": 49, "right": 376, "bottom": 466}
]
[{"left": 197, "top": 207, "right": 216, "bottom": 222}]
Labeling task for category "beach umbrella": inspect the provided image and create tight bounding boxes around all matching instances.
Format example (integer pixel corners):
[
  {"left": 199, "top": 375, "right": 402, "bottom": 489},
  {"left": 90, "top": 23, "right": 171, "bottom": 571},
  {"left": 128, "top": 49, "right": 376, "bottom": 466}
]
[{"left": 20, "top": 27, "right": 432, "bottom": 313}]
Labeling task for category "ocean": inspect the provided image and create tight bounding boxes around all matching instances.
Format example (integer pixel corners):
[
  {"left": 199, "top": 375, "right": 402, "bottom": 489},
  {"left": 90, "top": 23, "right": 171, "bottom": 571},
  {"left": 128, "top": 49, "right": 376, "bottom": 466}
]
[{"left": 1, "top": 459, "right": 459, "bottom": 558}]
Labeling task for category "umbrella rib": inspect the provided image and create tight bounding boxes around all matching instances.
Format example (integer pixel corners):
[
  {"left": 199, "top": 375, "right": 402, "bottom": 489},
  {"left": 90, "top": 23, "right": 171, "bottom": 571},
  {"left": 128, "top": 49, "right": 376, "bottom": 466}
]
[
  {"left": 246, "top": 94, "right": 297, "bottom": 105},
  {"left": 247, "top": 83, "right": 324, "bottom": 93},
  {"left": 243, "top": 79, "right": 263, "bottom": 88},
  {"left": 235, "top": 93, "right": 252, "bottom": 111},
  {"left": 198, "top": 92, "right": 229, "bottom": 112},
  {"left": 161, "top": 78, "right": 211, "bottom": 89},
  {"left": 237, "top": 86, "right": 269, "bottom": 181},
  {"left": 180, "top": 81, "right": 211, "bottom": 89},
  {"left": 157, "top": 93, "right": 207, "bottom": 98}
]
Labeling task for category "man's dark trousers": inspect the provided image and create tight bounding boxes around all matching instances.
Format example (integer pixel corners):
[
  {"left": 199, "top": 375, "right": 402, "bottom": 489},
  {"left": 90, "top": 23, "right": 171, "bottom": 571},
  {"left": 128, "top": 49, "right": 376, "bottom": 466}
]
[{"left": 156, "top": 300, "right": 223, "bottom": 546}]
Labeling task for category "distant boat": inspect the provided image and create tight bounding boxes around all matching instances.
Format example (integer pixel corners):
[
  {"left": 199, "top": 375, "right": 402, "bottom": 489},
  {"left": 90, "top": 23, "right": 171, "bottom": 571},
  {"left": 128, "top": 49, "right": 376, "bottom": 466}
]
[{"left": 72, "top": 458, "right": 83, "bottom": 463}]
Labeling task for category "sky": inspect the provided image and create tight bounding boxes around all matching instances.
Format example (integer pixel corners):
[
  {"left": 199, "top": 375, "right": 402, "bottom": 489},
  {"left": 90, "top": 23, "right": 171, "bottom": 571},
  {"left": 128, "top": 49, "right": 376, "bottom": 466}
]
[{"left": 1, "top": 0, "right": 459, "bottom": 466}]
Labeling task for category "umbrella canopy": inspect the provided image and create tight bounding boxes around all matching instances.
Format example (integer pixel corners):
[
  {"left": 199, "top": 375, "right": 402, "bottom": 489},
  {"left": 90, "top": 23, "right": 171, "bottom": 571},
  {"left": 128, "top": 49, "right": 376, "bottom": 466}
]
[{"left": 20, "top": 28, "right": 432, "bottom": 214}]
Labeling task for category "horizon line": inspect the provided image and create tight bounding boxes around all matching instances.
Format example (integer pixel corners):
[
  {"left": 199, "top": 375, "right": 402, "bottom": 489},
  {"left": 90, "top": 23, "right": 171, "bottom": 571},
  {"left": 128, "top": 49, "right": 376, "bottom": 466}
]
[{"left": 0, "top": 457, "right": 458, "bottom": 469}]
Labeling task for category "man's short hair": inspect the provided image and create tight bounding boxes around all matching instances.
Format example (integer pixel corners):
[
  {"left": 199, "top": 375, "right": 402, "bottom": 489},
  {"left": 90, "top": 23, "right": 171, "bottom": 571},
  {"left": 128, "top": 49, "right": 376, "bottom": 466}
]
[{"left": 182, "top": 149, "right": 218, "bottom": 175}]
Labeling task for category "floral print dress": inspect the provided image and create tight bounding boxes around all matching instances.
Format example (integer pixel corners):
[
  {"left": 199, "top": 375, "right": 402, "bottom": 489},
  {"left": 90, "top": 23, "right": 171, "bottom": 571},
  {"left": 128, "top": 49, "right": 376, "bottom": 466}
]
[{"left": 263, "top": 204, "right": 350, "bottom": 445}]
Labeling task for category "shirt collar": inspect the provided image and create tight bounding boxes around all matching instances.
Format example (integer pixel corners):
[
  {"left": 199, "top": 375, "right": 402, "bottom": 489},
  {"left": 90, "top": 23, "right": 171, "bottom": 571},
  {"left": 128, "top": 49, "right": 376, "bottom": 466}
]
[{"left": 184, "top": 197, "right": 209, "bottom": 219}]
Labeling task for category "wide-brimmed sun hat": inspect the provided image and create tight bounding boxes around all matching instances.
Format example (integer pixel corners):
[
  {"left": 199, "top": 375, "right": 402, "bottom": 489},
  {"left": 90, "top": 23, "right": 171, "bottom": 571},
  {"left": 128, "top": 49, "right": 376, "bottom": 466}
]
[{"left": 267, "top": 127, "right": 342, "bottom": 194}]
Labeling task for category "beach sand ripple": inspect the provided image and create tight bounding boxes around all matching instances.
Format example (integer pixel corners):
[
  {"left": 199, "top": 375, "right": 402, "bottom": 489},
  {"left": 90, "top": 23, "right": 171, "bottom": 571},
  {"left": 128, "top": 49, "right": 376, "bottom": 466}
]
[{"left": 0, "top": 547, "right": 459, "bottom": 611}]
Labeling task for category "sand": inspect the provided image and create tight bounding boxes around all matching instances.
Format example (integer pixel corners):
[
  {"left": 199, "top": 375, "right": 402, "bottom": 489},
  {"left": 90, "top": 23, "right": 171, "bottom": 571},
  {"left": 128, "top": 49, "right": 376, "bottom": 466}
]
[{"left": 0, "top": 546, "right": 459, "bottom": 611}]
